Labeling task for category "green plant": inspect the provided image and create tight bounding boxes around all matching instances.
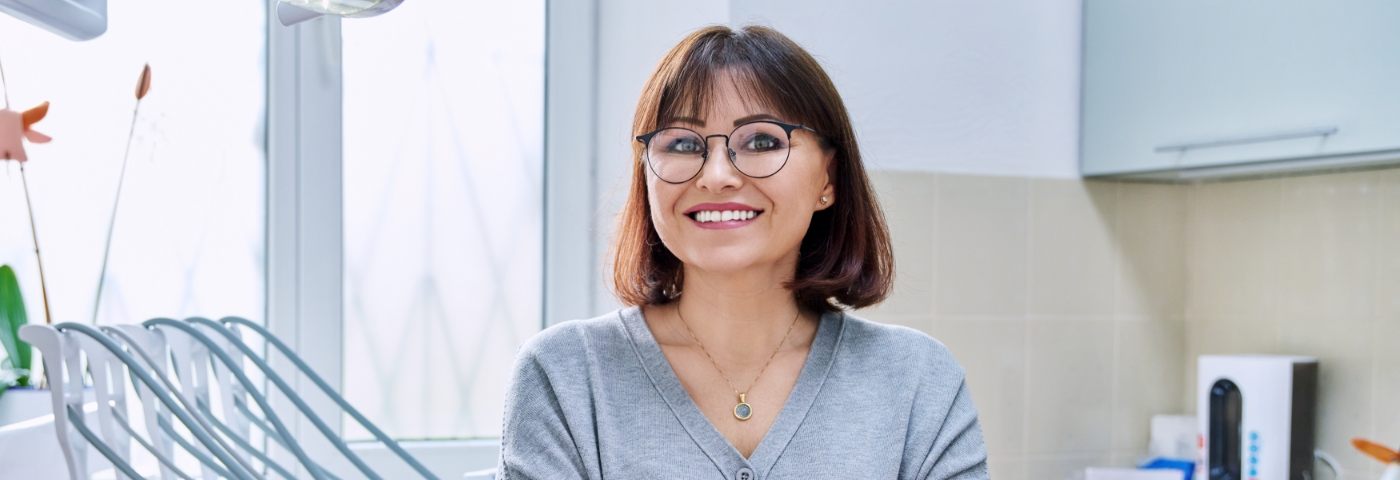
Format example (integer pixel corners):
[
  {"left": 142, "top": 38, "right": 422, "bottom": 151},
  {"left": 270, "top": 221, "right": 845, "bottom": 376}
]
[{"left": 0, "top": 264, "right": 32, "bottom": 392}]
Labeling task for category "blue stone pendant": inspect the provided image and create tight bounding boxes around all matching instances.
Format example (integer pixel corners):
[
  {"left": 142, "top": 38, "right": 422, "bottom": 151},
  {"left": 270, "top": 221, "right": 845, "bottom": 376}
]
[{"left": 733, "top": 393, "right": 753, "bottom": 421}]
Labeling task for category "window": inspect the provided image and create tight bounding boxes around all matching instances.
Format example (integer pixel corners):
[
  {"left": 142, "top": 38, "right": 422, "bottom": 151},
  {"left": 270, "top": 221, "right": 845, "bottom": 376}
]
[
  {"left": 0, "top": 2, "right": 265, "bottom": 328},
  {"left": 1, "top": 2, "right": 560, "bottom": 466},
  {"left": 341, "top": 0, "right": 546, "bottom": 441}
]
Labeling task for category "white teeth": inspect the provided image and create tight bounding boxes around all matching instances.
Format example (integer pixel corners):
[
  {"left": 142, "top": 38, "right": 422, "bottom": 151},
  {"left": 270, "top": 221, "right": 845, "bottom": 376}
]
[{"left": 692, "top": 210, "right": 759, "bottom": 223}]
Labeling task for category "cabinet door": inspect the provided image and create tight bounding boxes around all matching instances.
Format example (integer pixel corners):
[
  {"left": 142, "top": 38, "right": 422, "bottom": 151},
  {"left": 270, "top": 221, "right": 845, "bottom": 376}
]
[{"left": 1082, "top": 0, "right": 1400, "bottom": 177}]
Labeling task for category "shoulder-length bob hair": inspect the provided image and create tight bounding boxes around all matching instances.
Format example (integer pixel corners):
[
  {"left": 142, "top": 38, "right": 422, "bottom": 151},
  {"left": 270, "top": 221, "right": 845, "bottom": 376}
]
[{"left": 612, "top": 25, "right": 893, "bottom": 313}]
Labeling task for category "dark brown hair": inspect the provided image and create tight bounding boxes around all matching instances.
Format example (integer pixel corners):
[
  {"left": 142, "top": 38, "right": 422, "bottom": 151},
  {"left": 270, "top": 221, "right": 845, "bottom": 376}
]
[{"left": 611, "top": 25, "right": 893, "bottom": 313}]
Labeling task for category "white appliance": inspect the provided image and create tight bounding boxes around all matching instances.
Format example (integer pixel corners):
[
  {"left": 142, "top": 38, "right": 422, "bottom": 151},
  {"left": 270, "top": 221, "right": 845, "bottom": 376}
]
[
  {"left": 276, "top": 0, "right": 404, "bottom": 26},
  {"left": 1197, "top": 355, "right": 1318, "bottom": 480},
  {"left": 0, "top": 0, "right": 106, "bottom": 40}
]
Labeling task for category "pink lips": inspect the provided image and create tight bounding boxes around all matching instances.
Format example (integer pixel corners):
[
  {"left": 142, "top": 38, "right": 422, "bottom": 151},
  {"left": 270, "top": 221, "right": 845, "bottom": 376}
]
[{"left": 684, "top": 202, "right": 764, "bottom": 230}]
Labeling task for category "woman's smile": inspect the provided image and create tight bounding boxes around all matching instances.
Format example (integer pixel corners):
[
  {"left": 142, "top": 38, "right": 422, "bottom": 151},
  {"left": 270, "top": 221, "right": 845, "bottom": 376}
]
[{"left": 684, "top": 202, "right": 766, "bottom": 230}]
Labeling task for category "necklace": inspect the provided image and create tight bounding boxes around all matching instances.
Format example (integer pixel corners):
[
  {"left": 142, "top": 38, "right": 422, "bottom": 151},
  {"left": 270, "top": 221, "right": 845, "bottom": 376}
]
[{"left": 675, "top": 304, "right": 801, "bottom": 421}]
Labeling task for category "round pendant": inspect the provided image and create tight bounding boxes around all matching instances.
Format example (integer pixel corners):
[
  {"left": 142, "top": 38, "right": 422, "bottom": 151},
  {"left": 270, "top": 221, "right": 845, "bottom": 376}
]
[
  {"left": 733, "top": 393, "right": 752, "bottom": 421},
  {"left": 733, "top": 402, "right": 752, "bottom": 421}
]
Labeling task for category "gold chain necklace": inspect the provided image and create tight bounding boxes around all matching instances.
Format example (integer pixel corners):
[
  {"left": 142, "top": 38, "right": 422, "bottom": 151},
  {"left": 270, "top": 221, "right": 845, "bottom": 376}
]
[{"left": 676, "top": 305, "right": 801, "bottom": 421}]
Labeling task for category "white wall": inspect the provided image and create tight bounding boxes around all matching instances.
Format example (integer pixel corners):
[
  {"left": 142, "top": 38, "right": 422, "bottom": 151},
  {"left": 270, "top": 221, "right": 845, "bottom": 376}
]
[
  {"left": 587, "top": 0, "right": 1083, "bottom": 313},
  {"left": 729, "top": 1, "right": 1082, "bottom": 177}
]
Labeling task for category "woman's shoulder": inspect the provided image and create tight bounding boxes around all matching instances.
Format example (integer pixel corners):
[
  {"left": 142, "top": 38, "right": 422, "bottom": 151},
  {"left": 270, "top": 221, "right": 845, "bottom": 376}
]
[
  {"left": 836, "top": 311, "right": 966, "bottom": 378},
  {"left": 515, "top": 308, "right": 632, "bottom": 364}
]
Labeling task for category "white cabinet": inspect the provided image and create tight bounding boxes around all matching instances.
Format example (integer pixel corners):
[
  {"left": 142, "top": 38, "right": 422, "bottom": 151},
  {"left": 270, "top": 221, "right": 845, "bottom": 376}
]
[{"left": 1081, "top": 1, "right": 1400, "bottom": 179}]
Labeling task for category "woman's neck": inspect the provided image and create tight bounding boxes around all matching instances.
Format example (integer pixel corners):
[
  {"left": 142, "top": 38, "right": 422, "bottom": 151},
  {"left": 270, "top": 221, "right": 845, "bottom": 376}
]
[{"left": 658, "top": 263, "right": 818, "bottom": 366}]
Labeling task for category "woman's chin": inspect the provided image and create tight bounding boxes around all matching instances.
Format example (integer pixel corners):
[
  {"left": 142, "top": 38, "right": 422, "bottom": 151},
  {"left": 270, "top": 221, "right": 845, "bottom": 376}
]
[{"left": 680, "top": 250, "right": 785, "bottom": 276}]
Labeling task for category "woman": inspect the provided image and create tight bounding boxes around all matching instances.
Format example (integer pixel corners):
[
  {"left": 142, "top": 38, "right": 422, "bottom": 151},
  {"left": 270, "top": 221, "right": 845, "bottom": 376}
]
[{"left": 497, "top": 25, "right": 988, "bottom": 479}]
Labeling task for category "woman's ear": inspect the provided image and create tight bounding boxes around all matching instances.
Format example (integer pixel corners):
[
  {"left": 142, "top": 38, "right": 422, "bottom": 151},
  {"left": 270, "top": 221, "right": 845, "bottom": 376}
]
[
  {"left": 816, "top": 183, "right": 835, "bottom": 210},
  {"left": 817, "top": 150, "right": 836, "bottom": 210}
]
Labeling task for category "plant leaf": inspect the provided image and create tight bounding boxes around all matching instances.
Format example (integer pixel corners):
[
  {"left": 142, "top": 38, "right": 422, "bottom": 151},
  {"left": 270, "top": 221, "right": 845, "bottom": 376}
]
[
  {"left": 0, "top": 265, "right": 31, "bottom": 373},
  {"left": 136, "top": 64, "right": 152, "bottom": 100}
]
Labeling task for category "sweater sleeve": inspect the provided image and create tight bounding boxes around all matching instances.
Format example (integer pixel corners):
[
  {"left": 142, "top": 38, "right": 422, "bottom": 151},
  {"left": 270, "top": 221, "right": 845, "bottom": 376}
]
[
  {"left": 917, "top": 379, "right": 990, "bottom": 479},
  {"left": 496, "top": 349, "right": 589, "bottom": 480}
]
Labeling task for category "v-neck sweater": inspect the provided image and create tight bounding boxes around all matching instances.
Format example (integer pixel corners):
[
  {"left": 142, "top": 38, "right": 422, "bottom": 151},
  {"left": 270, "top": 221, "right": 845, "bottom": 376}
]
[{"left": 496, "top": 306, "right": 989, "bottom": 480}]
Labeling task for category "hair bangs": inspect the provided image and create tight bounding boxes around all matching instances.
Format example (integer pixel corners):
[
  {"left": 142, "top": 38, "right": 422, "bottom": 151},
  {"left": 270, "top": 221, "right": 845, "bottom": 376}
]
[{"left": 652, "top": 37, "right": 799, "bottom": 131}]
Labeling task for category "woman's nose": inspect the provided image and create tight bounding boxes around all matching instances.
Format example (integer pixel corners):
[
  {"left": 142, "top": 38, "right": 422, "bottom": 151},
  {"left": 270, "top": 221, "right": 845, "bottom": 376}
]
[{"left": 696, "top": 136, "right": 743, "bottom": 191}]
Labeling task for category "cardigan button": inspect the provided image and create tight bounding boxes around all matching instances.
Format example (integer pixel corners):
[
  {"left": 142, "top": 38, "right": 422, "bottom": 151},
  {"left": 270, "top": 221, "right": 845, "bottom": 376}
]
[{"left": 736, "top": 467, "right": 754, "bottom": 480}]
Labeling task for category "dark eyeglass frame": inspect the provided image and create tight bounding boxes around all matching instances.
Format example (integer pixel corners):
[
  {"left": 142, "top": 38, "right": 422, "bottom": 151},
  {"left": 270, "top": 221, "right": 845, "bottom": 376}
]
[{"left": 635, "top": 119, "right": 820, "bottom": 184}]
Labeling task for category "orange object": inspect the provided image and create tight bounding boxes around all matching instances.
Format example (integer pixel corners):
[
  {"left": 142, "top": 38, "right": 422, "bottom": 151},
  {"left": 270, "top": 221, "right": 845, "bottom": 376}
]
[
  {"left": 0, "top": 102, "right": 52, "bottom": 161},
  {"left": 1353, "top": 438, "right": 1400, "bottom": 464}
]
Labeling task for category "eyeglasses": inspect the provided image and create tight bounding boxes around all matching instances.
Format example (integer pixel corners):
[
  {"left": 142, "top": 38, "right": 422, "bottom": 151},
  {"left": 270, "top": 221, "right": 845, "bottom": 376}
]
[{"left": 635, "top": 120, "right": 819, "bottom": 184}]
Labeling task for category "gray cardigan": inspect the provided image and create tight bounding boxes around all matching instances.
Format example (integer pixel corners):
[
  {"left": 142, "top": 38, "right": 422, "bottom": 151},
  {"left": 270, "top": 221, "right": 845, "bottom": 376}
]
[{"left": 496, "top": 306, "right": 989, "bottom": 480}]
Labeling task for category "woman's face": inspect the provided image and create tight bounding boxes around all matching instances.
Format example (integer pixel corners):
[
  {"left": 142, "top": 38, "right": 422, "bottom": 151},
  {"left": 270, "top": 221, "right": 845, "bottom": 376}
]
[{"left": 646, "top": 73, "right": 836, "bottom": 277}]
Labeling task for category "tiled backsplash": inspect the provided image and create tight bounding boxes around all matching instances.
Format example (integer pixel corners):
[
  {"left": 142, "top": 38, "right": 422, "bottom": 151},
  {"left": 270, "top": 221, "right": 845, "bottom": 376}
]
[
  {"left": 1184, "top": 168, "right": 1400, "bottom": 478},
  {"left": 860, "top": 167, "right": 1400, "bottom": 479}
]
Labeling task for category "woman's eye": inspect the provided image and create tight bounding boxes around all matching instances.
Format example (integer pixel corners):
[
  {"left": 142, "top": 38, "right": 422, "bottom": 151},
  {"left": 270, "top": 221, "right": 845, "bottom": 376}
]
[
  {"left": 742, "top": 134, "right": 783, "bottom": 152},
  {"left": 667, "top": 138, "right": 705, "bottom": 154}
]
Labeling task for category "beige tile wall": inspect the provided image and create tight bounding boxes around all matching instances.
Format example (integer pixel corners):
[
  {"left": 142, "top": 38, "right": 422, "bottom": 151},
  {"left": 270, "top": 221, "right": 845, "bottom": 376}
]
[
  {"left": 864, "top": 172, "right": 1187, "bottom": 480},
  {"left": 862, "top": 167, "right": 1400, "bottom": 480},
  {"left": 1183, "top": 168, "right": 1400, "bottom": 478}
]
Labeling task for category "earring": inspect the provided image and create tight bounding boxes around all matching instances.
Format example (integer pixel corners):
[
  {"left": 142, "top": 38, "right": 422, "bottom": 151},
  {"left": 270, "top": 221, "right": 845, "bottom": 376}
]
[{"left": 819, "top": 195, "right": 830, "bottom": 205}]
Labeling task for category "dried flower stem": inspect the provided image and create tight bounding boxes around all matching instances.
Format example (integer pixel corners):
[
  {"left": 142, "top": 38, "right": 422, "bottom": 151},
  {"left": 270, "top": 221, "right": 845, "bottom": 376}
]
[
  {"left": 1, "top": 52, "right": 49, "bottom": 325},
  {"left": 92, "top": 102, "right": 141, "bottom": 326},
  {"left": 92, "top": 64, "right": 150, "bottom": 325},
  {"left": 18, "top": 163, "right": 53, "bottom": 326}
]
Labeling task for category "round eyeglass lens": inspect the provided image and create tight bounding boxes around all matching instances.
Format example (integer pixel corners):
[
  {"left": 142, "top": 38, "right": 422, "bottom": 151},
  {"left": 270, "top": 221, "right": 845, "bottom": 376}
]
[
  {"left": 730, "top": 122, "right": 791, "bottom": 178},
  {"left": 646, "top": 128, "right": 707, "bottom": 182}
]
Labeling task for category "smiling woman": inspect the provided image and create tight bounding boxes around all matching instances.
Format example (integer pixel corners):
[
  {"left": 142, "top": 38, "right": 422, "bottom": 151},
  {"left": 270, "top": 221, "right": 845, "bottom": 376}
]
[
  {"left": 497, "top": 25, "right": 989, "bottom": 479},
  {"left": 615, "top": 26, "right": 891, "bottom": 312}
]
